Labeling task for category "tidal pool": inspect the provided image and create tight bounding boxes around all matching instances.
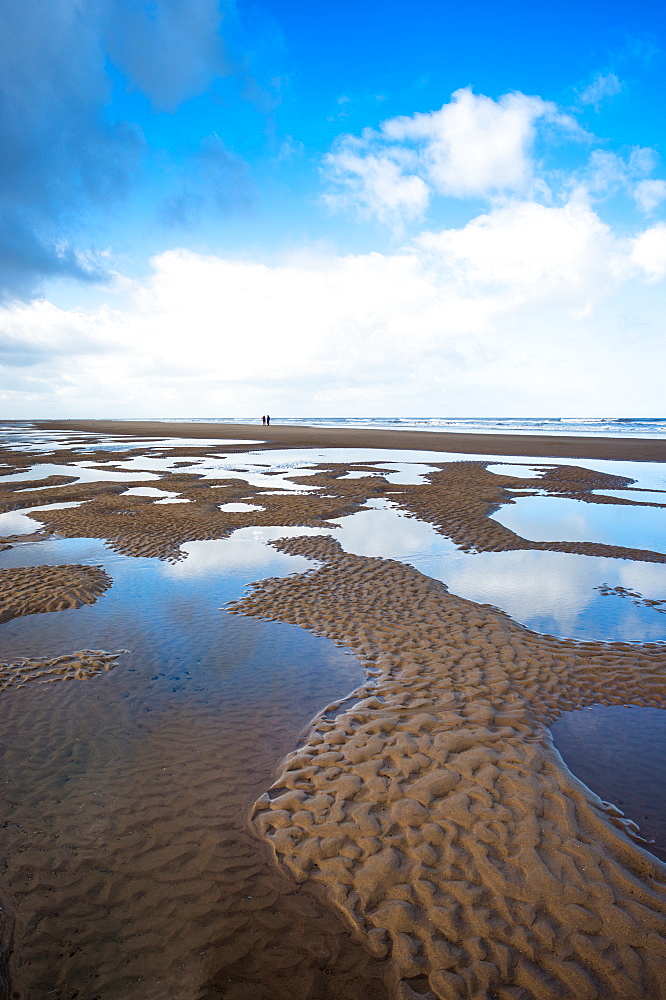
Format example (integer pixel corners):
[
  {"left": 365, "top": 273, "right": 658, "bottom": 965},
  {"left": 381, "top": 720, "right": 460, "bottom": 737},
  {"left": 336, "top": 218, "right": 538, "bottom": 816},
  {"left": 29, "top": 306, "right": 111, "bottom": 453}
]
[
  {"left": 3, "top": 462, "right": 161, "bottom": 485},
  {"left": 493, "top": 493, "right": 666, "bottom": 553},
  {"left": 330, "top": 501, "right": 666, "bottom": 643},
  {"left": 0, "top": 529, "right": 379, "bottom": 999},
  {"left": 551, "top": 705, "right": 666, "bottom": 861}
]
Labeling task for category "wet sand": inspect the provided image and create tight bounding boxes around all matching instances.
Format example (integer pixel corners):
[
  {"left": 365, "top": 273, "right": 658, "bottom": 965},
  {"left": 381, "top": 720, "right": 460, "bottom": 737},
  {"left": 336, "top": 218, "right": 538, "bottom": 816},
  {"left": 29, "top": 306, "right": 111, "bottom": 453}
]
[
  {"left": 235, "top": 535, "right": 666, "bottom": 999},
  {"left": 35, "top": 418, "right": 666, "bottom": 463},
  {"left": 0, "top": 424, "right": 664, "bottom": 999}
]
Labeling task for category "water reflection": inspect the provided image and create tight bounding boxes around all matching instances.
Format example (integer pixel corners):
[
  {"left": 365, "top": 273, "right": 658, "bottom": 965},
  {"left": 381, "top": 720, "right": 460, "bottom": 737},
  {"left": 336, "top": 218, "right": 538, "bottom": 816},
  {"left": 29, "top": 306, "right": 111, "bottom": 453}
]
[
  {"left": 551, "top": 705, "right": 666, "bottom": 861},
  {"left": 594, "top": 488, "right": 666, "bottom": 503},
  {"left": 1, "top": 427, "right": 666, "bottom": 995},
  {"left": 162, "top": 527, "right": 326, "bottom": 581},
  {"left": 4, "top": 462, "right": 160, "bottom": 485},
  {"left": 493, "top": 494, "right": 666, "bottom": 553},
  {"left": 0, "top": 524, "right": 368, "bottom": 998},
  {"left": 122, "top": 486, "right": 182, "bottom": 498},
  {"left": 486, "top": 463, "right": 544, "bottom": 479},
  {"left": 0, "top": 425, "right": 262, "bottom": 454},
  {"left": 218, "top": 502, "right": 265, "bottom": 512},
  {"left": 0, "top": 510, "right": 43, "bottom": 534},
  {"left": 330, "top": 502, "right": 666, "bottom": 642},
  {"left": 0, "top": 501, "right": 87, "bottom": 534}
]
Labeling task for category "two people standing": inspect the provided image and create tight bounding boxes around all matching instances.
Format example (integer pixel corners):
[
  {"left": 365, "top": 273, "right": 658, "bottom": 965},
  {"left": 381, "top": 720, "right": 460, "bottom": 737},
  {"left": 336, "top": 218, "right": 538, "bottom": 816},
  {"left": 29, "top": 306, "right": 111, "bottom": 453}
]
[{"left": 261, "top": 415, "right": 271, "bottom": 426}]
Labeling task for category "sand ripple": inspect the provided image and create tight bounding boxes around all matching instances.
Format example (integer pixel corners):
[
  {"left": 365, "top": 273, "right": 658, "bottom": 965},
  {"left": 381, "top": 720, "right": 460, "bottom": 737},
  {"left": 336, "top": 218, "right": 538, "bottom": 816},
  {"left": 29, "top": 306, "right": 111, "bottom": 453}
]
[
  {"left": 1, "top": 450, "right": 664, "bottom": 567},
  {"left": 231, "top": 535, "right": 666, "bottom": 1000},
  {"left": 0, "top": 649, "right": 125, "bottom": 692},
  {"left": 0, "top": 563, "right": 111, "bottom": 622}
]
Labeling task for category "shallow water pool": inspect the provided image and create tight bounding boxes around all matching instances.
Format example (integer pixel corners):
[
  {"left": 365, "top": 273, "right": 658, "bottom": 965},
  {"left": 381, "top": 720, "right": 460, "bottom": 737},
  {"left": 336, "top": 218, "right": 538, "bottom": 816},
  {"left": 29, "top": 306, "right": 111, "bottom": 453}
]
[
  {"left": 330, "top": 501, "right": 666, "bottom": 642},
  {"left": 492, "top": 493, "right": 666, "bottom": 553},
  {"left": 551, "top": 705, "right": 666, "bottom": 861},
  {"left": 0, "top": 527, "right": 376, "bottom": 999}
]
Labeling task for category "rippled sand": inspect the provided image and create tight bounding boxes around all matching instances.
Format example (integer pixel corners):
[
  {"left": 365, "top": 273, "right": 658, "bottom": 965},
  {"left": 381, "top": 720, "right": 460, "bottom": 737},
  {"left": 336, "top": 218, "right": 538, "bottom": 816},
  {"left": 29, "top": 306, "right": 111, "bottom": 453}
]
[{"left": 231, "top": 535, "right": 666, "bottom": 999}]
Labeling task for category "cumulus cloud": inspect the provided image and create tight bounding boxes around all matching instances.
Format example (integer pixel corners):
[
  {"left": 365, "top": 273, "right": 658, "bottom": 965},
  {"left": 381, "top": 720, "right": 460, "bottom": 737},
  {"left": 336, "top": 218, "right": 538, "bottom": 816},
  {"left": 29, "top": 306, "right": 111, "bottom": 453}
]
[
  {"left": 631, "top": 223, "right": 666, "bottom": 278},
  {"left": 324, "top": 146, "right": 429, "bottom": 224},
  {"left": 324, "top": 88, "right": 584, "bottom": 224},
  {"left": 1, "top": 196, "right": 664, "bottom": 417},
  {"left": 572, "top": 148, "right": 666, "bottom": 221},
  {"left": 0, "top": 297, "right": 118, "bottom": 368},
  {"left": 634, "top": 179, "right": 666, "bottom": 215},
  {"left": 414, "top": 198, "right": 626, "bottom": 310}
]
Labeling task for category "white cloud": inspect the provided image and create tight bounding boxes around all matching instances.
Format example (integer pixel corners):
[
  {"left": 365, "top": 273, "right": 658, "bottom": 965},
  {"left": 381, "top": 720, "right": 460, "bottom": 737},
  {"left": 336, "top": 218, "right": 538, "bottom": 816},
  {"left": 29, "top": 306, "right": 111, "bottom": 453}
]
[
  {"left": 1, "top": 194, "right": 664, "bottom": 417},
  {"left": 577, "top": 72, "right": 623, "bottom": 108},
  {"left": 634, "top": 179, "right": 666, "bottom": 215},
  {"left": 631, "top": 223, "right": 666, "bottom": 279},
  {"left": 324, "top": 87, "right": 585, "bottom": 225},
  {"left": 323, "top": 148, "right": 429, "bottom": 224},
  {"left": 0, "top": 297, "right": 116, "bottom": 367},
  {"left": 382, "top": 89, "right": 574, "bottom": 197},
  {"left": 567, "top": 147, "right": 666, "bottom": 224},
  {"left": 414, "top": 198, "right": 626, "bottom": 308}
]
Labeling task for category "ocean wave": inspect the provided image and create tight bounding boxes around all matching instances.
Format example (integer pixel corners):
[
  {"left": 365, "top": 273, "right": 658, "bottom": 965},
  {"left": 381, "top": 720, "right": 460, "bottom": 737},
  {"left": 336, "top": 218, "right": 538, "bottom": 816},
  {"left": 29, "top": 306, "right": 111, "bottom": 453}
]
[{"left": 150, "top": 416, "right": 666, "bottom": 438}]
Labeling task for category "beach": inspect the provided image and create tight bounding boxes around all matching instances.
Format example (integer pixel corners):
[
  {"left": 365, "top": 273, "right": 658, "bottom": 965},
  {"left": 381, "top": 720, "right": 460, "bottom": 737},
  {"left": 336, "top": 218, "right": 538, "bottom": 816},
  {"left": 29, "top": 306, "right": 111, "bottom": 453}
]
[
  {"left": 0, "top": 420, "right": 664, "bottom": 999},
  {"left": 40, "top": 418, "right": 666, "bottom": 462}
]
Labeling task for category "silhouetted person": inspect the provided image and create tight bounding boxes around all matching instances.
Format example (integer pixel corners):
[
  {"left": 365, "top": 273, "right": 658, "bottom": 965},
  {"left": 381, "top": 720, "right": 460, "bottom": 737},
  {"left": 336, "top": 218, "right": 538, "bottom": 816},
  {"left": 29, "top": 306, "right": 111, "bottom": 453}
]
[
  {"left": 266, "top": 414, "right": 271, "bottom": 425},
  {"left": 262, "top": 415, "right": 266, "bottom": 425}
]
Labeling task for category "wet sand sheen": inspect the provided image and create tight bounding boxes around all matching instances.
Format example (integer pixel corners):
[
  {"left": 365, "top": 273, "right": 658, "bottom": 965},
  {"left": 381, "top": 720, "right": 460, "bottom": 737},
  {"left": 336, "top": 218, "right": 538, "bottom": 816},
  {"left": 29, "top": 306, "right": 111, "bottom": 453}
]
[
  {"left": 0, "top": 605, "right": 389, "bottom": 999},
  {"left": 0, "top": 423, "right": 664, "bottom": 999}
]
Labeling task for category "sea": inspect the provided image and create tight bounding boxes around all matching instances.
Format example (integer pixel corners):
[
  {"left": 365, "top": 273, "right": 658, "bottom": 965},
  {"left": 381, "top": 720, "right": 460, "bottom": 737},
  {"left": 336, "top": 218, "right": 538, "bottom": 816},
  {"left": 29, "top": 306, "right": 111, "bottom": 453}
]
[{"left": 149, "top": 416, "right": 666, "bottom": 438}]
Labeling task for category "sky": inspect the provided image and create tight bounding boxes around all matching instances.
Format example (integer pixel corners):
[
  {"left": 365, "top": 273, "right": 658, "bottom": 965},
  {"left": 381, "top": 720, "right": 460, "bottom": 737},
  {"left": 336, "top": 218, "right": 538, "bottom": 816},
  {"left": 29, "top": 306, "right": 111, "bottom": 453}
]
[{"left": 1, "top": 0, "right": 665, "bottom": 418}]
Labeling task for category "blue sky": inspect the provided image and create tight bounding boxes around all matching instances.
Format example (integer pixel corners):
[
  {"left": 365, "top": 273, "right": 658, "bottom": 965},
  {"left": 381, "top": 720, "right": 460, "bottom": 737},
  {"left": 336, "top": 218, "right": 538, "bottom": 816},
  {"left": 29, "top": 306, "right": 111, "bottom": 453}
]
[{"left": 1, "top": 0, "right": 665, "bottom": 417}]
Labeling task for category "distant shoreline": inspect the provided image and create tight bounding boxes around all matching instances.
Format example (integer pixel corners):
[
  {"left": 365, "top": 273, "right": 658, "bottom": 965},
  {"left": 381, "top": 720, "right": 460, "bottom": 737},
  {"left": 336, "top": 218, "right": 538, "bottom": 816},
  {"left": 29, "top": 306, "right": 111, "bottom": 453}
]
[{"left": 35, "top": 418, "right": 666, "bottom": 463}]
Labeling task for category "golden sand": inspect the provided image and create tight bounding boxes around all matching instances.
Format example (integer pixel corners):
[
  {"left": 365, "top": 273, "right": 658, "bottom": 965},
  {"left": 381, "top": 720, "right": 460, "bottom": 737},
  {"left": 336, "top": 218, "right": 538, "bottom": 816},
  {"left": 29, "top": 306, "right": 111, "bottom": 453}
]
[
  {"left": 1, "top": 450, "right": 664, "bottom": 566},
  {"left": 232, "top": 535, "right": 665, "bottom": 999},
  {"left": 0, "top": 563, "right": 111, "bottom": 622},
  {"left": 0, "top": 649, "right": 125, "bottom": 692}
]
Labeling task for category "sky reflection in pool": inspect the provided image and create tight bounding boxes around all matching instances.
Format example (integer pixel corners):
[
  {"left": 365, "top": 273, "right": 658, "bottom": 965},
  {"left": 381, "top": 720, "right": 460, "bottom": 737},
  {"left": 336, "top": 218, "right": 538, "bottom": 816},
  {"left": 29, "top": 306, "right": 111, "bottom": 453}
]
[
  {"left": 493, "top": 495, "right": 666, "bottom": 554},
  {"left": 338, "top": 463, "right": 438, "bottom": 485},
  {"left": 0, "top": 528, "right": 359, "bottom": 716},
  {"left": 219, "top": 502, "right": 265, "bottom": 512},
  {"left": 123, "top": 487, "right": 182, "bottom": 498},
  {"left": 330, "top": 502, "right": 666, "bottom": 642},
  {"left": 593, "top": 489, "right": 666, "bottom": 504},
  {"left": 0, "top": 425, "right": 263, "bottom": 454},
  {"left": 0, "top": 511, "right": 43, "bottom": 534},
  {"left": 0, "top": 501, "right": 89, "bottom": 534},
  {"left": 4, "top": 463, "right": 161, "bottom": 486},
  {"left": 3, "top": 436, "right": 666, "bottom": 643},
  {"left": 486, "top": 463, "right": 545, "bottom": 479}
]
